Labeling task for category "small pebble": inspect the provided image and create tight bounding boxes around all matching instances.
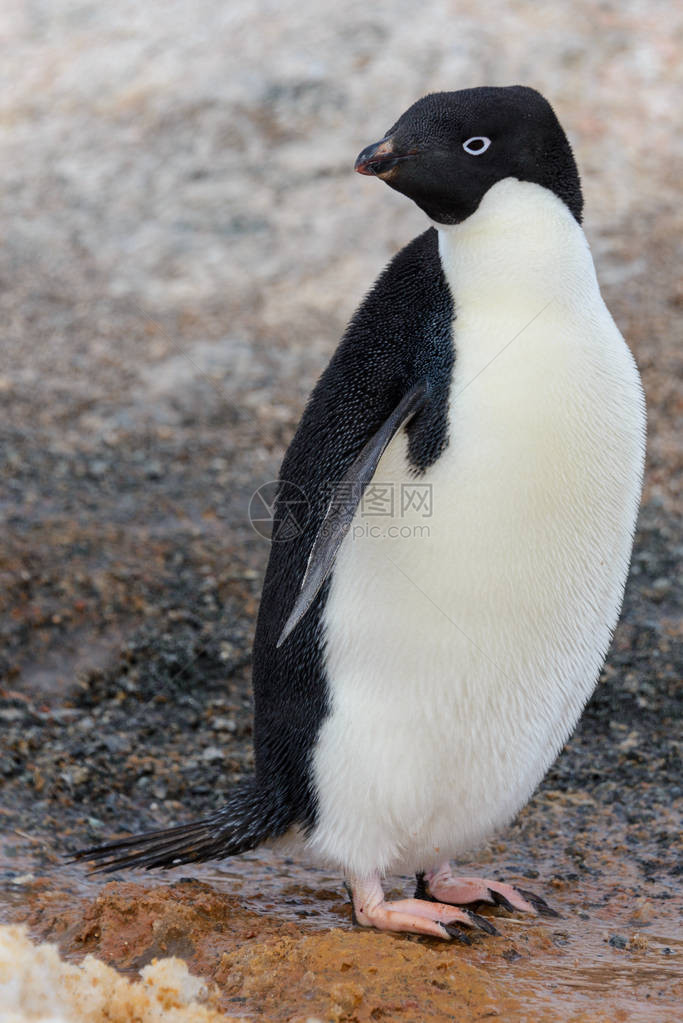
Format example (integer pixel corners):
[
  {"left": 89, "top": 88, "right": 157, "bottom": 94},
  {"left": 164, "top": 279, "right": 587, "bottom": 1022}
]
[
  {"left": 202, "top": 746, "right": 224, "bottom": 762},
  {"left": 211, "top": 717, "right": 237, "bottom": 732}
]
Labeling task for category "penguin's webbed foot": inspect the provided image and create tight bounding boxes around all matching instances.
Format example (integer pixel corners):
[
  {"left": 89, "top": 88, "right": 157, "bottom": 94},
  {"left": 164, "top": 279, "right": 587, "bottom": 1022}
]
[
  {"left": 347, "top": 875, "right": 499, "bottom": 941},
  {"left": 423, "top": 863, "right": 560, "bottom": 918}
]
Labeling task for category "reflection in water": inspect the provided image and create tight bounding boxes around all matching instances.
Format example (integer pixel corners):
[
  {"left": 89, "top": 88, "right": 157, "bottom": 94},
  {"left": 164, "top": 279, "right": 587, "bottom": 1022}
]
[{"left": 1, "top": 838, "right": 680, "bottom": 1022}]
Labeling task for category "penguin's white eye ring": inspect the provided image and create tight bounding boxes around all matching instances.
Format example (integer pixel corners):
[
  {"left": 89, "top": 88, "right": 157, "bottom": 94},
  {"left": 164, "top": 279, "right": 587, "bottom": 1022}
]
[{"left": 463, "top": 136, "right": 491, "bottom": 155}]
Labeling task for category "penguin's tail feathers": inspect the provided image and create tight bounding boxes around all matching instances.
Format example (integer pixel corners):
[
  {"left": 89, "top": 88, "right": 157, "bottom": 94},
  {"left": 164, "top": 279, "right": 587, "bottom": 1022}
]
[{"left": 69, "top": 777, "right": 290, "bottom": 873}]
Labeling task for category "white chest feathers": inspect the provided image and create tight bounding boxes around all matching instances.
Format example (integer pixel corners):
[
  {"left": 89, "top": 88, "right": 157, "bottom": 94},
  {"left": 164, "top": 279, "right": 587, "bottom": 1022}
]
[{"left": 309, "top": 180, "right": 646, "bottom": 879}]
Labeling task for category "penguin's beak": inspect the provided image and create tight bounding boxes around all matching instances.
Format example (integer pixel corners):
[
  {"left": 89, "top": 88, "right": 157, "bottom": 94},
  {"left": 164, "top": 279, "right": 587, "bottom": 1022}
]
[{"left": 355, "top": 137, "right": 416, "bottom": 177}]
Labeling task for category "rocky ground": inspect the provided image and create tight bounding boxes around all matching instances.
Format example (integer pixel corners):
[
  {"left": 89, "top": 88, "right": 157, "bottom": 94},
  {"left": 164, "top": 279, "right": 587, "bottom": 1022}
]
[{"left": 0, "top": 2, "right": 681, "bottom": 1021}]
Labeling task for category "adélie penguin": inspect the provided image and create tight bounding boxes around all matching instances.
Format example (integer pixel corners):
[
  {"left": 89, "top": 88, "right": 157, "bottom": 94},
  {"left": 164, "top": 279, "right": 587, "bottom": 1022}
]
[{"left": 74, "top": 86, "right": 646, "bottom": 940}]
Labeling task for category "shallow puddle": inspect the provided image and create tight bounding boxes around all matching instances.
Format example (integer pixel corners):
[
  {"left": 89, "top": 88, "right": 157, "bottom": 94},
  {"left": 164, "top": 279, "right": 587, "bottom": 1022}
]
[{"left": 2, "top": 833, "right": 680, "bottom": 1022}]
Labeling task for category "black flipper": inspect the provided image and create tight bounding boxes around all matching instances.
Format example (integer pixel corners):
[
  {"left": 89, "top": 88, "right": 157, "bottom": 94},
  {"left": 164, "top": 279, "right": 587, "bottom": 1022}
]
[
  {"left": 69, "top": 776, "right": 290, "bottom": 873},
  {"left": 277, "top": 379, "right": 429, "bottom": 648}
]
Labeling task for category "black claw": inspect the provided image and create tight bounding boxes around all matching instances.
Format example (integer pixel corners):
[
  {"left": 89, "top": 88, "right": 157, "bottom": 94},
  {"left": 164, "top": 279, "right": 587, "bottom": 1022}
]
[
  {"left": 342, "top": 880, "right": 359, "bottom": 926},
  {"left": 516, "top": 887, "right": 561, "bottom": 918},
  {"left": 465, "top": 909, "right": 500, "bottom": 936},
  {"left": 443, "top": 923, "right": 473, "bottom": 944},
  {"left": 488, "top": 888, "right": 515, "bottom": 913}
]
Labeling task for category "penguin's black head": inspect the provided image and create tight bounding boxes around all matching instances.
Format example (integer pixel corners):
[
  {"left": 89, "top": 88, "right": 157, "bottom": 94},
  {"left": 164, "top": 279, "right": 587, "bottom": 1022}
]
[{"left": 355, "top": 86, "right": 583, "bottom": 224}]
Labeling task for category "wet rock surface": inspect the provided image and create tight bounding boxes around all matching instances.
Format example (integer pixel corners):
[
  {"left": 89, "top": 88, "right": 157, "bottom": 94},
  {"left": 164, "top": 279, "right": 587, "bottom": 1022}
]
[{"left": 0, "top": 1, "right": 681, "bottom": 1020}]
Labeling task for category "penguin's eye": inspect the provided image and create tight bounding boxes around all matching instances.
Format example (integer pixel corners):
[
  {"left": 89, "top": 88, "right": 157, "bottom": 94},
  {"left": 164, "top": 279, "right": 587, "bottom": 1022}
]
[{"left": 463, "top": 136, "right": 491, "bottom": 155}]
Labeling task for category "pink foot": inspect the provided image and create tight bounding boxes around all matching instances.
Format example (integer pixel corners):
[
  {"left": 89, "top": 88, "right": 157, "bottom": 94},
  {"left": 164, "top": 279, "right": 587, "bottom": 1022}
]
[
  {"left": 347, "top": 876, "right": 499, "bottom": 941},
  {"left": 422, "top": 863, "right": 559, "bottom": 918}
]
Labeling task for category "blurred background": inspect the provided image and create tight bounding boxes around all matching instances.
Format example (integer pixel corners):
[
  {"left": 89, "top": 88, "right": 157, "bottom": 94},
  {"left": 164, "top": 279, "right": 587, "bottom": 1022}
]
[
  {"left": 1, "top": 0, "right": 679, "bottom": 697},
  {"left": 0, "top": 4, "right": 680, "bottom": 1015},
  {"left": 0, "top": 0, "right": 680, "bottom": 848}
]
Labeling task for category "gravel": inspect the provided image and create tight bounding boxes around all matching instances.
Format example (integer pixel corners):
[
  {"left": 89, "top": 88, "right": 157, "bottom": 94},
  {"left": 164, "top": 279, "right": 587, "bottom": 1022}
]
[{"left": 0, "top": 0, "right": 680, "bottom": 969}]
